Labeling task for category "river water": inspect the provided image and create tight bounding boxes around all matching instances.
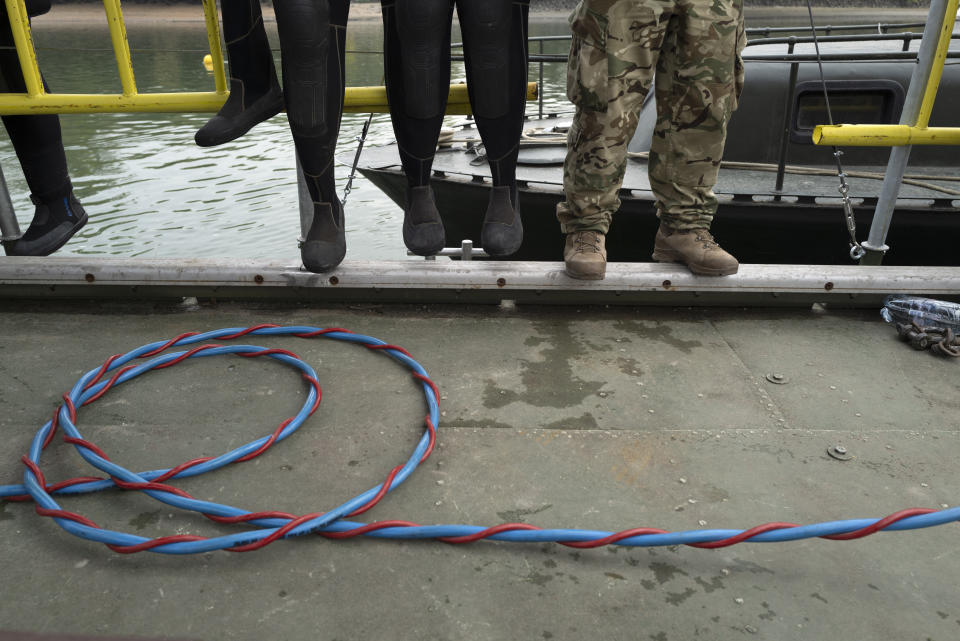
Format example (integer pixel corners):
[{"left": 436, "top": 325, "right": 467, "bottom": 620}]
[{"left": 0, "top": 9, "right": 927, "bottom": 262}]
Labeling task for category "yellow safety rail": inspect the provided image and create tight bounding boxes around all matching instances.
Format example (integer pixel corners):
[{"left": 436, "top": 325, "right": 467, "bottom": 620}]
[
  {"left": 0, "top": 0, "right": 228, "bottom": 114},
  {"left": 814, "top": 0, "right": 960, "bottom": 147},
  {"left": 0, "top": 0, "right": 536, "bottom": 116}
]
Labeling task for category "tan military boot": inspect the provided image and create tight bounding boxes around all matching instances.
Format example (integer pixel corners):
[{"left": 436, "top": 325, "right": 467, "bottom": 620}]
[
  {"left": 652, "top": 225, "right": 739, "bottom": 276},
  {"left": 564, "top": 230, "right": 607, "bottom": 280}
]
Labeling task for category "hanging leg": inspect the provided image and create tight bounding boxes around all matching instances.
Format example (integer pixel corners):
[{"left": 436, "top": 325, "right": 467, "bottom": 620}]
[
  {"left": 195, "top": 0, "right": 283, "bottom": 147},
  {"left": 457, "top": 0, "right": 529, "bottom": 257},
  {"left": 275, "top": 0, "right": 349, "bottom": 273},
  {"left": 0, "top": 11, "right": 86, "bottom": 256},
  {"left": 381, "top": 0, "right": 452, "bottom": 256}
]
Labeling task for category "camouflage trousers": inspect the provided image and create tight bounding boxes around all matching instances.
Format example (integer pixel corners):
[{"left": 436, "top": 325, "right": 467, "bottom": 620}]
[{"left": 556, "top": 0, "right": 745, "bottom": 234}]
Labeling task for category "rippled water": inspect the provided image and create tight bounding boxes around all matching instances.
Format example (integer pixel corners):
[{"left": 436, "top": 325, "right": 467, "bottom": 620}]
[
  {"left": 0, "top": 16, "right": 573, "bottom": 261},
  {"left": 0, "top": 11, "right": 925, "bottom": 261}
]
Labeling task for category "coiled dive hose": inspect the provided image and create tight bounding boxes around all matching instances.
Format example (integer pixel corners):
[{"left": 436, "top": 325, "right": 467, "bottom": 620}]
[{"left": 2, "top": 325, "right": 958, "bottom": 554}]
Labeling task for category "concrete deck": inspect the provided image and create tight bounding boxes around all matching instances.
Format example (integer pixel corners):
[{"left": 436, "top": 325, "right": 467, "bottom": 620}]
[{"left": 1, "top": 299, "right": 958, "bottom": 640}]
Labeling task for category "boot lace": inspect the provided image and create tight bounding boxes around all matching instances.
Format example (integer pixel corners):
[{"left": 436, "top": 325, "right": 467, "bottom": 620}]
[
  {"left": 693, "top": 230, "right": 720, "bottom": 250},
  {"left": 575, "top": 231, "right": 602, "bottom": 253}
]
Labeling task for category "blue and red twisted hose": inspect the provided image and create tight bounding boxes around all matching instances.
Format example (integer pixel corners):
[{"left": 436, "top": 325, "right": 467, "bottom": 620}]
[{"left": 1, "top": 325, "right": 957, "bottom": 554}]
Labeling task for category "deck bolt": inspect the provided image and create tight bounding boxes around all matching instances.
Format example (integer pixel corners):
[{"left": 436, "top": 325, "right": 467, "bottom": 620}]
[{"left": 828, "top": 444, "right": 853, "bottom": 461}]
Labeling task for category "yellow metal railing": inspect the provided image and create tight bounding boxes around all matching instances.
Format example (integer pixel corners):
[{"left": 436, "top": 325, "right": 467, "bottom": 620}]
[
  {"left": 814, "top": 0, "right": 960, "bottom": 147},
  {"left": 0, "top": 0, "right": 536, "bottom": 116},
  {"left": 0, "top": 0, "right": 229, "bottom": 114}
]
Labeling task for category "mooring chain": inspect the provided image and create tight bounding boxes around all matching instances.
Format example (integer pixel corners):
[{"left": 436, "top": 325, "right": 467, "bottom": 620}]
[
  {"left": 341, "top": 112, "right": 374, "bottom": 207},
  {"left": 896, "top": 321, "right": 960, "bottom": 357}
]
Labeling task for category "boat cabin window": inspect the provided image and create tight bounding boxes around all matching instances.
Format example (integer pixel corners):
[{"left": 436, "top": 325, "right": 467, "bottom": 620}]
[{"left": 791, "top": 80, "right": 904, "bottom": 144}]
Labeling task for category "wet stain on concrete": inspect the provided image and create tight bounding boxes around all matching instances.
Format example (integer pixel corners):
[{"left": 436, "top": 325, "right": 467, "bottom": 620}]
[
  {"left": 543, "top": 559, "right": 557, "bottom": 568},
  {"left": 0, "top": 502, "right": 14, "bottom": 521},
  {"left": 128, "top": 510, "right": 161, "bottom": 531},
  {"left": 650, "top": 561, "right": 689, "bottom": 584},
  {"left": 650, "top": 633, "right": 668, "bottom": 641},
  {"left": 525, "top": 571, "right": 554, "bottom": 586},
  {"left": 613, "top": 320, "right": 702, "bottom": 354},
  {"left": 759, "top": 602, "right": 777, "bottom": 621},
  {"left": 867, "top": 584, "right": 880, "bottom": 591},
  {"left": 743, "top": 443, "right": 796, "bottom": 462},
  {"left": 936, "top": 611, "right": 948, "bottom": 619},
  {"left": 605, "top": 572, "right": 626, "bottom": 581},
  {"left": 665, "top": 587, "right": 697, "bottom": 606},
  {"left": 616, "top": 356, "right": 644, "bottom": 377},
  {"left": 641, "top": 579, "right": 657, "bottom": 591},
  {"left": 542, "top": 632, "right": 553, "bottom": 640},
  {"left": 483, "top": 321, "right": 606, "bottom": 409},
  {"left": 448, "top": 417, "right": 515, "bottom": 430},
  {"left": 811, "top": 593, "right": 829, "bottom": 604},
  {"left": 497, "top": 504, "right": 553, "bottom": 523},
  {"left": 701, "top": 484, "right": 731, "bottom": 503},
  {"left": 731, "top": 559, "right": 775, "bottom": 575},
  {"left": 695, "top": 575, "right": 726, "bottom": 593},
  {"left": 542, "top": 413, "right": 599, "bottom": 431}
]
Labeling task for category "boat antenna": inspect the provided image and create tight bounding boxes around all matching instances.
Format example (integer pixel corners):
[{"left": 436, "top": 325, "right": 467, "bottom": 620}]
[{"left": 805, "top": 0, "right": 867, "bottom": 261}]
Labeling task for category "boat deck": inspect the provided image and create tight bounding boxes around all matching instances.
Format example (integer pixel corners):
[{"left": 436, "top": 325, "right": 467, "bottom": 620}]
[{"left": 1, "top": 284, "right": 958, "bottom": 640}]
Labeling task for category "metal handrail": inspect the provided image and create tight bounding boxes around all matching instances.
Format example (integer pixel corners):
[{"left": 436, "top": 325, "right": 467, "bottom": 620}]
[
  {"left": 451, "top": 23, "right": 933, "bottom": 49},
  {"left": 0, "top": 0, "right": 228, "bottom": 115},
  {"left": 744, "top": 31, "right": 960, "bottom": 49},
  {"left": 745, "top": 21, "right": 927, "bottom": 36},
  {"left": 808, "top": 0, "right": 960, "bottom": 267}
]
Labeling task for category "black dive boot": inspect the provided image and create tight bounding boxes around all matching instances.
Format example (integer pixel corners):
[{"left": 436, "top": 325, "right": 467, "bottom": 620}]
[
  {"left": 480, "top": 185, "right": 523, "bottom": 257},
  {"left": 301, "top": 197, "right": 346, "bottom": 273},
  {"left": 8, "top": 188, "right": 87, "bottom": 256},
  {"left": 402, "top": 185, "right": 445, "bottom": 256},
  {"left": 195, "top": 0, "right": 283, "bottom": 147}
]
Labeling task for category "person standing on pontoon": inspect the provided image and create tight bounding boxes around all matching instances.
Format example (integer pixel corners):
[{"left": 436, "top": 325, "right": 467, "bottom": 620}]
[
  {"left": 558, "top": 0, "right": 745, "bottom": 280},
  {"left": 2, "top": 0, "right": 89, "bottom": 257},
  {"left": 380, "top": 0, "right": 530, "bottom": 258},
  {"left": 194, "top": 0, "right": 349, "bottom": 274}
]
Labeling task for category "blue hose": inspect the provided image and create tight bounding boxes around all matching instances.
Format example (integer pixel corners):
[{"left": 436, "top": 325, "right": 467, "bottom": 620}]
[{"left": 2, "top": 325, "right": 958, "bottom": 554}]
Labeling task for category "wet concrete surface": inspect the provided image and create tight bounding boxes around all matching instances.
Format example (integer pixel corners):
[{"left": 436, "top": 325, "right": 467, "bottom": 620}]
[{"left": 1, "top": 301, "right": 958, "bottom": 640}]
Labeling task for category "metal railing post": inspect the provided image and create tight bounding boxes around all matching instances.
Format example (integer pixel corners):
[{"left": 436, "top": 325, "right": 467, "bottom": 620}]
[
  {"left": 3, "top": 0, "right": 43, "bottom": 97},
  {"left": 102, "top": 0, "right": 138, "bottom": 97},
  {"left": 774, "top": 40, "right": 798, "bottom": 199},
  {"left": 859, "top": 0, "right": 956, "bottom": 265},
  {"left": 0, "top": 163, "right": 21, "bottom": 252},
  {"left": 201, "top": 0, "right": 228, "bottom": 95},
  {"left": 538, "top": 39, "right": 544, "bottom": 120}
]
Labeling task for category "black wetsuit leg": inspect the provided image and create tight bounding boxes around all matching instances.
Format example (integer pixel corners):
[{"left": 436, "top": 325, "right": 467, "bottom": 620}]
[
  {"left": 380, "top": 0, "right": 452, "bottom": 256},
  {"left": 274, "top": 0, "right": 350, "bottom": 273},
  {"left": 195, "top": 0, "right": 283, "bottom": 147},
  {"left": 0, "top": 12, "right": 87, "bottom": 256},
  {"left": 457, "top": 0, "right": 529, "bottom": 256}
]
